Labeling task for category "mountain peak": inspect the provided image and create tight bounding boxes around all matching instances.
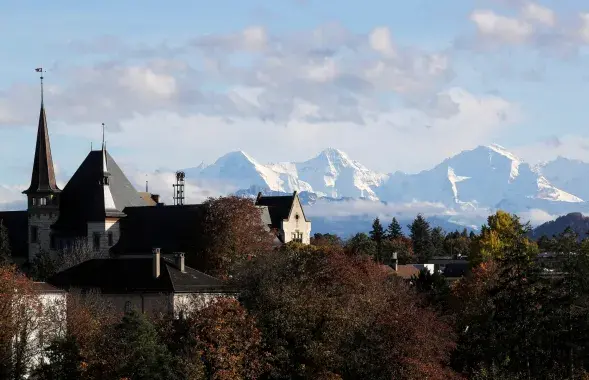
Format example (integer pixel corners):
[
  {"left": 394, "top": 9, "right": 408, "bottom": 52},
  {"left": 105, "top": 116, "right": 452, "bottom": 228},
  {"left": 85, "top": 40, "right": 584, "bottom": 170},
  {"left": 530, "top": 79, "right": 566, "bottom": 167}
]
[{"left": 484, "top": 143, "right": 522, "bottom": 163}]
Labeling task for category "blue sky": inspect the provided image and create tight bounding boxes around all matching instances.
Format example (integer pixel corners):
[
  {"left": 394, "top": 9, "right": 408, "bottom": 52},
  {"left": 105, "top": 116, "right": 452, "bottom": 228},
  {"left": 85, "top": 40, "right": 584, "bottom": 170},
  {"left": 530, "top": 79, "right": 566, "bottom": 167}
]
[{"left": 2, "top": 0, "right": 589, "bottom": 205}]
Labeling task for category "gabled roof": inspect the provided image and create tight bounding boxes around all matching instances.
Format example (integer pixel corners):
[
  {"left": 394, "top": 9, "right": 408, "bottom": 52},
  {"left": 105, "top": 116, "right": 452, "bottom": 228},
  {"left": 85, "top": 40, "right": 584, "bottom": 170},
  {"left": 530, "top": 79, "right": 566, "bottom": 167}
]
[
  {"left": 111, "top": 205, "right": 205, "bottom": 256},
  {"left": 23, "top": 105, "right": 60, "bottom": 195},
  {"left": 52, "top": 150, "right": 148, "bottom": 236},
  {"left": 48, "top": 256, "right": 228, "bottom": 294},
  {"left": 0, "top": 211, "right": 28, "bottom": 258},
  {"left": 255, "top": 192, "right": 297, "bottom": 229}
]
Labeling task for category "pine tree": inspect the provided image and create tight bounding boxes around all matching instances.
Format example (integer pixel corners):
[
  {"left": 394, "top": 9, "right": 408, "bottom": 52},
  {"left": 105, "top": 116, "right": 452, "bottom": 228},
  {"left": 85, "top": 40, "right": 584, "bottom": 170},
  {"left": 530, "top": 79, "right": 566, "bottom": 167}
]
[
  {"left": 369, "top": 218, "right": 385, "bottom": 263},
  {"left": 387, "top": 217, "right": 404, "bottom": 239},
  {"left": 0, "top": 220, "right": 11, "bottom": 265},
  {"left": 430, "top": 226, "right": 445, "bottom": 257},
  {"left": 409, "top": 214, "right": 434, "bottom": 263}
]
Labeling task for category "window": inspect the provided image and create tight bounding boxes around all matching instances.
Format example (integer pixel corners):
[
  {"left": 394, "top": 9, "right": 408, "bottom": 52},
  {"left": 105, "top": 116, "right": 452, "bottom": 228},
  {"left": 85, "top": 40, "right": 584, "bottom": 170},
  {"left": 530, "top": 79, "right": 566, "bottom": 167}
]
[
  {"left": 32, "top": 198, "right": 36, "bottom": 206},
  {"left": 39, "top": 197, "right": 47, "bottom": 206},
  {"left": 30, "top": 226, "right": 38, "bottom": 243},
  {"left": 108, "top": 232, "right": 113, "bottom": 246},
  {"left": 92, "top": 232, "right": 101, "bottom": 251},
  {"left": 292, "top": 231, "right": 303, "bottom": 243}
]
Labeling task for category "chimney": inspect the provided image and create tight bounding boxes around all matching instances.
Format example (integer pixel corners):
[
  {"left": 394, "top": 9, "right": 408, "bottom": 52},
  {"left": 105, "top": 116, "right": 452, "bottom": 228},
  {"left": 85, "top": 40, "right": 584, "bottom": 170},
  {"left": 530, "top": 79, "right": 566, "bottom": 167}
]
[
  {"left": 152, "top": 248, "right": 161, "bottom": 278},
  {"left": 175, "top": 252, "right": 185, "bottom": 273},
  {"left": 150, "top": 194, "right": 160, "bottom": 204},
  {"left": 391, "top": 251, "right": 398, "bottom": 271}
]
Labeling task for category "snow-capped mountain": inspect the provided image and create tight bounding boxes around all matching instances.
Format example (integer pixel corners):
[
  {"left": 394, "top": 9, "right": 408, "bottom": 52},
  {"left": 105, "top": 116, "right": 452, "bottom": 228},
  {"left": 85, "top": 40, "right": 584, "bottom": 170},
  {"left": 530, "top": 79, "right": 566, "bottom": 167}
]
[
  {"left": 180, "top": 144, "right": 589, "bottom": 235},
  {"left": 186, "top": 148, "right": 386, "bottom": 200},
  {"left": 376, "top": 144, "right": 583, "bottom": 212},
  {"left": 535, "top": 157, "right": 589, "bottom": 201}
]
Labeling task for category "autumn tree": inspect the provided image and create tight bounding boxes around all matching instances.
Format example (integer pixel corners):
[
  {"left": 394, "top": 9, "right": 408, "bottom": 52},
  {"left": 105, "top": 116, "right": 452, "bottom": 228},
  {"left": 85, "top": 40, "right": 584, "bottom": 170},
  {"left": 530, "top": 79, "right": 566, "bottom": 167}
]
[
  {"left": 311, "top": 233, "right": 343, "bottom": 248},
  {"left": 369, "top": 217, "right": 385, "bottom": 263},
  {"left": 0, "top": 265, "right": 57, "bottom": 379},
  {"left": 234, "top": 246, "right": 459, "bottom": 379},
  {"left": 386, "top": 217, "right": 404, "bottom": 239},
  {"left": 469, "top": 210, "right": 538, "bottom": 267},
  {"left": 197, "top": 196, "right": 275, "bottom": 278},
  {"left": 409, "top": 214, "right": 435, "bottom": 263},
  {"left": 0, "top": 220, "right": 11, "bottom": 265},
  {"left": 169, "top": 298, "right": 267, "bottom": 380}
]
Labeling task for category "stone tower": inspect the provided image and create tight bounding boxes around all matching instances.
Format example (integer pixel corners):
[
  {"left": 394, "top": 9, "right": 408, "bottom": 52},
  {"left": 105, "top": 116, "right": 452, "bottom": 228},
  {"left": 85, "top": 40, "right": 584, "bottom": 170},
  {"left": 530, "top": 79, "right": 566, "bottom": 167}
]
[{"left": 22, "top": 100, "right": 60, "bottom": 261}]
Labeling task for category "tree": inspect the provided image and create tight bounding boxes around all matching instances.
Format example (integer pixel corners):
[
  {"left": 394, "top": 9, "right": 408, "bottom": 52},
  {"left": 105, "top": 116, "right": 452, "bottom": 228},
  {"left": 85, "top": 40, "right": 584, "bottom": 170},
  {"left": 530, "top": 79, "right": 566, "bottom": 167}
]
[
  {"left": 234, "top": 247, "right": 459, "bottom": 379},
  {"left": 311, "top": 233, "right": 343, "bottom": 248},
  {"left": 0, "top": 264, "right": 54, "bottom": 379},
  {"left": 386, "top": 217, "right": 403, "bottom": 239},
  {"left": 469, "top": 210, "right": 538, "bottom": 267},
  {"left": 369, "top": 218, "right": 385, "bottom": 263},
  {"left": 0, "top": 221, "right": 11, "bottom": 265},
  {"left": 412, "top": 268, "right": 451, "bottom": 311},
  {"left": 33, "top": 336, "right": 83, "bottom": 380},
  {"left": 431, "top": 226, "right": 446, "bottom": 257},
  {"left": 443, "top": 232, "right": 471, "bottom": 259},
  {"left": 382, "top": 237, "right": 415, "bottom": 265},
  {"left": 344, "top": 233, "right": 376, "bottom": 257},
  {"left": 409, "top": 214, "right": 434, "bottom": 263},
  {"left": 198, "top": 196, "right": 275, "bottom": 278},
  {"left": 95, "top": 310, "right": 178, "bottom": 380},
  {"left": 172, "top": 298, "right": 267, "bottom": 380}
]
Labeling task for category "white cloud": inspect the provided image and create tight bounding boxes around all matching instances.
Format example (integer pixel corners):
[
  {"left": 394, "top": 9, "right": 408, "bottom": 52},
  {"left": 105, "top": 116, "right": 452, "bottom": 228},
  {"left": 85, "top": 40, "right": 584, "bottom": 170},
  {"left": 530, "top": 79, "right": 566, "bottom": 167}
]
[
  {"left": 368, "top": 27, "right": 396, "bottom": 58},
  {"left": 513, "top": 135, "right": 589, "bottom": 165},
  {"left": 118, "top": 67, "right": 177, "bottom": 99},
  {"left": 518, "top": 208, "right": 557, "bottom": 226},
  {"left": 470, "top": 9, "right": 533, "bottom": 44},
  {"left": 521, "top": 2, "right": 556, "bottom": 27},
  {"left": 579, "top": 13, "right": 589, "bottom": 43}
]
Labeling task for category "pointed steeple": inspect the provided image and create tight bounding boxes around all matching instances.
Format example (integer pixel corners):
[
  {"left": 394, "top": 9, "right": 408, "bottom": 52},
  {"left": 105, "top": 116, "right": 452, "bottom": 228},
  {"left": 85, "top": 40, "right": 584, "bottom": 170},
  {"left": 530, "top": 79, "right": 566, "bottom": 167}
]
[{"left": 23, "top": 103, "right": 60, "bottom": 194}]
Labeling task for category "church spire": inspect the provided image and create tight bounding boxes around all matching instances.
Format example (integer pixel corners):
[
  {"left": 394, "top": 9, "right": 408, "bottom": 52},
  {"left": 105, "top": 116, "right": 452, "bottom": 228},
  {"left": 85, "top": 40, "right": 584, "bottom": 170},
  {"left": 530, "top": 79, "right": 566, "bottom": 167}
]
[{"left": 23, "top": 68, "right": 60, "bottom": 195}]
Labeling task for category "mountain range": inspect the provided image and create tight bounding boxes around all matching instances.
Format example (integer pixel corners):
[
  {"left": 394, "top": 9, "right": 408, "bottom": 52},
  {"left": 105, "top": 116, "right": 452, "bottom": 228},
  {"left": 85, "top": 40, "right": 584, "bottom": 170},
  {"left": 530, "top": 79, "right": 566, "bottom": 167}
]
[{"left": 181, "top": 144, "right": 589, "bottom": 236}]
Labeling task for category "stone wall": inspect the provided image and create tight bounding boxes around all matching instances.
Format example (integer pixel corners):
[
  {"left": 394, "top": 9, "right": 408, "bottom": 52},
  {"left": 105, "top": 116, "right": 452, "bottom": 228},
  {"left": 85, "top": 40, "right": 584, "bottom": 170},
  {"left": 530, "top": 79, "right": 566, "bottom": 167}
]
[{"left": 28, "top": 212, "right": 59, "bottom": 261}]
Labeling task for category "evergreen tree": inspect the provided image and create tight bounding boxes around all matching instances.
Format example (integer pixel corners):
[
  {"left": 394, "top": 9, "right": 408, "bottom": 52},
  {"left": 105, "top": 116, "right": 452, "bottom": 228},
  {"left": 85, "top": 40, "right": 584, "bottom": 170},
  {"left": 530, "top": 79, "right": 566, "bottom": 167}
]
[
  {"left": 345, "top": 233, "right": 376, "bottom": 257},
  {"left": 387, "top": 217, "right": 404, "bottom": 239},
  {"left": 33, "top": 336, "right": 83, "bottom": 380},
  {"left": 99, "top": 310, "right": 178, "bottom": 380},
  {"left": 430, "top": 227, "right": 445, "bottom": 257},
  {"left": 0, "top": 220, "right": 11, "bottom": 265},
  {"left": 409, "top": 214, "right": 434, "bottom": 263},
  {"left": 369, "top": 218, "right": 385, "bottom": 263}
]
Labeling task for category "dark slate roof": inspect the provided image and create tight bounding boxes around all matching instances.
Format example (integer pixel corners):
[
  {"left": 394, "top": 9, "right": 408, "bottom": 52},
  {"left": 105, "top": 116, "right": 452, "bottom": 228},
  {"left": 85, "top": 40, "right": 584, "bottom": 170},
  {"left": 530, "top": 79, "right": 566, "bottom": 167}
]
[
  {"left": 48, "top": 256, "right": 229, "bottom": 294},
  {"left": 0, "top": 211, "right": 28, "bottom": 258},
  {"left": 52, "top": 150, "right": 148, "bottom": 236},
  {"left": 442, "top": 263, "right": 469, "bottom": 278},
  {"left": 255, "top": 192, "right": 296, "bottom": 229},
  {"left": 23, "top": 105, "right": 60, "bottom": 195},
  {"left": 111, "top": 205, "right": 204, "bottom": 256}
]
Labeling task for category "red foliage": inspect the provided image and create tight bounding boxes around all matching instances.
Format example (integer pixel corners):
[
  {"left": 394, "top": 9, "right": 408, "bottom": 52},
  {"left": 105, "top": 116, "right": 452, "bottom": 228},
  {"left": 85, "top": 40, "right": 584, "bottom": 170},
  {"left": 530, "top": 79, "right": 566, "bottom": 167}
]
[
  {"left": 184, "top": 297, "right": 267, "bottom": 380},
  {"left": 199, "top": 196, "right": 276, "bottom": 278},
  {"left": 236, "top": 249, "right": 460, "bottom": 379}
]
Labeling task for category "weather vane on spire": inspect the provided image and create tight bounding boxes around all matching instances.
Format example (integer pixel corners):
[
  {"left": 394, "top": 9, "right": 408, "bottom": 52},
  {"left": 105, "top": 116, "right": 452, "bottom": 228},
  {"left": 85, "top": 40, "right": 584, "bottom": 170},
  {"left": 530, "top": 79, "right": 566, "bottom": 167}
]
[
  {"left": 35, "top": 67, "right": 45, "bottom": 105},
  {"left": 102, "top": 122, "right": 106, "bottom": 149}
]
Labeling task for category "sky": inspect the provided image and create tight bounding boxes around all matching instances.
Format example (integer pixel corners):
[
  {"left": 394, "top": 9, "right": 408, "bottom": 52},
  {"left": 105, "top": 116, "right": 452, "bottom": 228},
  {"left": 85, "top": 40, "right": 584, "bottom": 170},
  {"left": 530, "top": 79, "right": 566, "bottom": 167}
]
[{"left": 2, "top": 0, "right": 589, "bottom": 206}]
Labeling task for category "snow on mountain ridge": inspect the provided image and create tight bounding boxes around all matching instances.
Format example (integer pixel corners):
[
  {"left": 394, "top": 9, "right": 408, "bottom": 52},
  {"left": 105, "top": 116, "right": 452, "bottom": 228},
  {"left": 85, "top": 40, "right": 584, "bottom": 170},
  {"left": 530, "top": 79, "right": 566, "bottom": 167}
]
[{"left": 184, "top": 144, "right": 587, "bottom": 218}]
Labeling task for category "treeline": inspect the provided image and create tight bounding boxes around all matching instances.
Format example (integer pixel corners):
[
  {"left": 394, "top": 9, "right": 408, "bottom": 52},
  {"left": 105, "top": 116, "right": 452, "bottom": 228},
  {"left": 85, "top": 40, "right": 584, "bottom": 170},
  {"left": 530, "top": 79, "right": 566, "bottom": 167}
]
[
  {"left": 3, "top": 200, "right": 589, "bottom": 379},
  {"left": 324, "top": 214, "right": 474, "bottom": 265}
]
